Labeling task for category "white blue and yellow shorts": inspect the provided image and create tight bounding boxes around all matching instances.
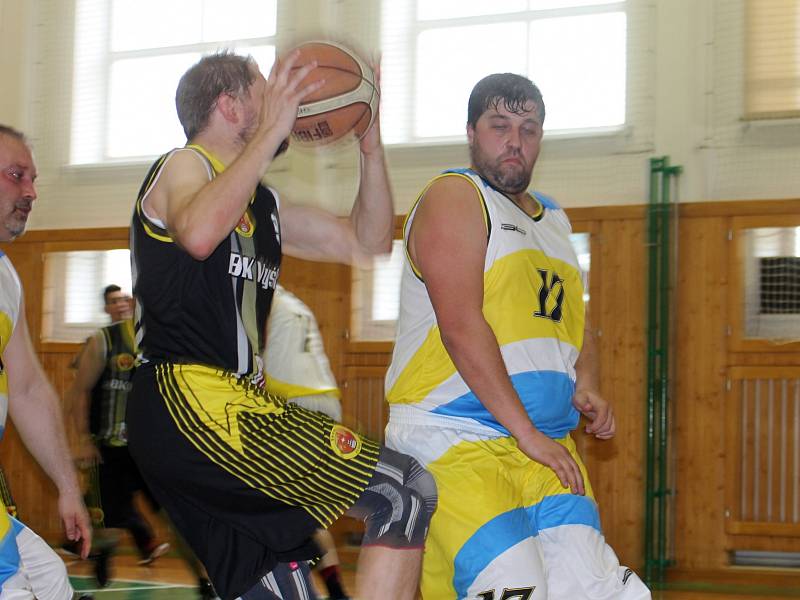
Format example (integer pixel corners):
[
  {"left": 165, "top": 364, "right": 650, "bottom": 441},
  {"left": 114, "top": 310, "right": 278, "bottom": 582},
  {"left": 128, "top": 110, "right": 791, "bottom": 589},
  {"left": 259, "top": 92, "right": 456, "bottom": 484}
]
[
  {"left": 386, "top": 421, "right": 650, "bottom": 600},
  {"left": 0, "top": 509, "right": 73, "bottom": 600}
]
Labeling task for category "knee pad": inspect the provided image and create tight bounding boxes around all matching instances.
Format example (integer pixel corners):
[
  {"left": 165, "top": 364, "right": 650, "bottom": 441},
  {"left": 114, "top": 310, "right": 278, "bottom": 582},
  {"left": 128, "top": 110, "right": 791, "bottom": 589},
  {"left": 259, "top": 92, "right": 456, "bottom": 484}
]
[
  {"left": 242, "top": 561, "right": 319, "bottom": 600},
  {"left": 348, "top": 446, "right": 437, "bottom": 549}
]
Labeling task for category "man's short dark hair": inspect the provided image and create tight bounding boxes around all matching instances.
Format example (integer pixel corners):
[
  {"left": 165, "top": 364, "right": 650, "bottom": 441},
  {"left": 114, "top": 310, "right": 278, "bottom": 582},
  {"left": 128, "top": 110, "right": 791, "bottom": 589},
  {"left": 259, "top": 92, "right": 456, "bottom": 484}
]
[
  {"left": 175, "top": 51, "right": 258, "bottom": 140},
  {"left": 103, "top": 284, "right": 122, "bottom": 303},
  {"left": 467, "top": 73, "right": 545, "bottom": 127}
]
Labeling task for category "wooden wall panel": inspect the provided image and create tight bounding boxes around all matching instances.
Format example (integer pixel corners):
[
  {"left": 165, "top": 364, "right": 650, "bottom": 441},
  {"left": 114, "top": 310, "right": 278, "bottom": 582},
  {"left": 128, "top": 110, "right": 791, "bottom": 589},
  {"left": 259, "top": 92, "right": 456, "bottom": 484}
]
[
  {"left": 276, "top": 256, "right": 351, "bottom": 383},
  {"left": 672, "top": 216, "right": 730, "bottom": 570},
  {"left": 578, "top": 217, "right": 648, "bottom": 571}
]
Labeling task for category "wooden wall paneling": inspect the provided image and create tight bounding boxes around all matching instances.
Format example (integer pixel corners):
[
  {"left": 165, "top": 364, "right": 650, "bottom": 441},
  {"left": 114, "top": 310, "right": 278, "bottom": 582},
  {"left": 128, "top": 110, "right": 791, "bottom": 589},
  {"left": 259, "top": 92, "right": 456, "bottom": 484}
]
[
  {"left": 341, "top": 366, "right": 388, "bottom": 443},
  {"left": 724, "top": 367, "right": 800, "bottom": 545},
  {"left": 276, "top": 256, "right": 351, "bottom": 382},
  {"left": 672, "top": 216, "right": 729, "bottom": 570},
  {"left": 579, "top": 217, "right": 647, "bottom": 572}
]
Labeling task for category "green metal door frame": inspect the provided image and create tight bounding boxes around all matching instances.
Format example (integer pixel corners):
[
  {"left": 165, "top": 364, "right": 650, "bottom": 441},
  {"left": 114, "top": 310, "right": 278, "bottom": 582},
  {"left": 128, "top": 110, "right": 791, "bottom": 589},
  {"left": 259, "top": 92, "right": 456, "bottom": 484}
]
[{"left": 644, "top": 156, "right": 682, "bottom": 585}]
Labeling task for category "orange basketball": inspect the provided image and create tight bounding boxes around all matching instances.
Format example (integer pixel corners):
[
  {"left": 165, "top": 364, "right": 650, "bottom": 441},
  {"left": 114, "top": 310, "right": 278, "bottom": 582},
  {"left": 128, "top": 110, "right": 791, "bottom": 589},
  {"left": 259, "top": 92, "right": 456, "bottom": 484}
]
[{"left": 289, "top": 41, "right": 378, "bottom": 148}]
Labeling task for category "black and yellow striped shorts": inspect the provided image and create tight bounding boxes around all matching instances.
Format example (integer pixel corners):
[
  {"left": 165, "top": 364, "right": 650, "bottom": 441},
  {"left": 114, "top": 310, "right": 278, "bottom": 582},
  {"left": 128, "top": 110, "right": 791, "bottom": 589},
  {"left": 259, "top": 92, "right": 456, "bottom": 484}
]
[{"left": 127, "top": 362, "right": 379, "bottom": 600}]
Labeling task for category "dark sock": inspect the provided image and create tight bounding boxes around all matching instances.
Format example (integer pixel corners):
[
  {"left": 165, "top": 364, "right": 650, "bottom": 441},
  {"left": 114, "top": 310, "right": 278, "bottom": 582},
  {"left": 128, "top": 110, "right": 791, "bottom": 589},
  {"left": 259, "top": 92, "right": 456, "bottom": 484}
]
[{"left": 319, "top": 565, "right": 347, "bottom": 599}]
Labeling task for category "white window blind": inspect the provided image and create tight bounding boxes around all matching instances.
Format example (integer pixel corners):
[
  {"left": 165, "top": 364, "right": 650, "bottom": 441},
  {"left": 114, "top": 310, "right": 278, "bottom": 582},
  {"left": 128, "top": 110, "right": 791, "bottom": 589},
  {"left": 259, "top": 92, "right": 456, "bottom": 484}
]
[
  {"left": 745, "top": 0, "right": 800, "bottom": 119},
  {"left": 380, "top": 0, "right": 627, "bottom": 144},
  {"left": 70, "top": 0, "right": 278, "bottom": 165},
  {"left": 351, "top": 240, "right": 405, "bottom": 341}
]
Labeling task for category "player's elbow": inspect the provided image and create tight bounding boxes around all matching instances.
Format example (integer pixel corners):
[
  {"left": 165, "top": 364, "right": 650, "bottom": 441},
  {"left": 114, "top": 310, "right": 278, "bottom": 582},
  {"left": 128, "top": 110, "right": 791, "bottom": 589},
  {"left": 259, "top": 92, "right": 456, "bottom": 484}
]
[
  {"left": 175, "top": 230, "right": 216, "bottom": 261},
  {"left": 438, "top": 321, "right": 472, "bottom": 353}
]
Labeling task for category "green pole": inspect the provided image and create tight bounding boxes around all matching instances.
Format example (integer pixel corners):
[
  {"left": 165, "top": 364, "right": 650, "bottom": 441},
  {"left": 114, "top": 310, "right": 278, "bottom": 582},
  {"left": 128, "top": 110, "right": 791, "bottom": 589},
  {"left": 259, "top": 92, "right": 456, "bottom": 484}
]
[
  {"left": 657, "top": 158, "right": 671, "bottom": 580},
  {"left": 644, "top": 157, "right": 663, "bottom": 583},
  {"left": 658, "top": 162, "right": 682, "bottom": 580}
]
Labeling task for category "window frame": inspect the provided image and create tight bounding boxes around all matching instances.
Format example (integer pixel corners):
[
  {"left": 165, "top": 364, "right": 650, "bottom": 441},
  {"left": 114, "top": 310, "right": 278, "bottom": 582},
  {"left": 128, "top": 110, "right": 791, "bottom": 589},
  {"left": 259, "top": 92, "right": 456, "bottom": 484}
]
[
  {"left": 69, "top": 0, "right": 282, "bottom": 167},
  {"left": 39, "top": 238, "right": 131, "bottom": 352},
  {"left": 379, "top": 0, "right": 629, "bottom": 146},
  {"left": 729, "top": 214, "right": 800, "bottom": 354}
]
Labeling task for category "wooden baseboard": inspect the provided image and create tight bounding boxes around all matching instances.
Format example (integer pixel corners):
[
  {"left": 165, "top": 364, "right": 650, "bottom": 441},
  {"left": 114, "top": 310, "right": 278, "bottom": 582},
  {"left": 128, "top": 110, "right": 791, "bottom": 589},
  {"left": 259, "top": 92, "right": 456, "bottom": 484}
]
[{"left": 666, "top": 566, "right": 800, "bottom": 589}]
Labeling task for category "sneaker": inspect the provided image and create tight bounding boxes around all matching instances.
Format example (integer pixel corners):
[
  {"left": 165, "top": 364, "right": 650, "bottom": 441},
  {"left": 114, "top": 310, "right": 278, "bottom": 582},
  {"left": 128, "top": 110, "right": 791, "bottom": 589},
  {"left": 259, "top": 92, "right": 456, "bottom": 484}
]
[
  {"left": 59, "top": 540, "right": 81, "bottom": 558},
  {"left": 137, "top": 541, "right": 170, "bottom": 565},
  {"left": 198, "top": 577, "right": 221, "bottom": 600},
  {"left": 60, "top": 533, "right": 117, "bottom": 560}
]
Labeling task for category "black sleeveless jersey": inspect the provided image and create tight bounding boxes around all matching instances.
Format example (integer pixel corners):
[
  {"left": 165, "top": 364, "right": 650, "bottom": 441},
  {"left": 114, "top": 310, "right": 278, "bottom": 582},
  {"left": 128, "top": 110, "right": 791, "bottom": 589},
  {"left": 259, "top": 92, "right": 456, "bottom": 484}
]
[
  {"left": 130, "top": 145, "right": 282, "bottom": 376},
  {"left": 89, "top": 319, "right": 137, "bottom": 445}
]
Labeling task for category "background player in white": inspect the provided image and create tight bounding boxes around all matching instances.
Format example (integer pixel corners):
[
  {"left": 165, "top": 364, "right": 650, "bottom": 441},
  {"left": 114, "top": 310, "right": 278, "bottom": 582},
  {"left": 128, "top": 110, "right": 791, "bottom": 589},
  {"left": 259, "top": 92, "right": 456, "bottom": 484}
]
[{"left": 264, "top": 284, "right": 350, "bottom": 600}]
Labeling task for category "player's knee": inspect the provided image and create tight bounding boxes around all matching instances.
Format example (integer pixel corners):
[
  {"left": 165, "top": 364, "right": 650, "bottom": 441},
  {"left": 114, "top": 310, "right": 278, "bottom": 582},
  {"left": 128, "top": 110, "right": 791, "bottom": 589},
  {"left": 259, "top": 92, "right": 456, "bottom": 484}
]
[{"left": 358, "top": 451, "right": 437, "bottom": 549}]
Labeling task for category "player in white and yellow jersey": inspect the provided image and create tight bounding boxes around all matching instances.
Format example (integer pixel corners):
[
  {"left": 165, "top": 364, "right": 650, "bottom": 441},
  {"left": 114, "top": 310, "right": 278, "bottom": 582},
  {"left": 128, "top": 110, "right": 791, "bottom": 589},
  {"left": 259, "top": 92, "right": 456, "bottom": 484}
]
[
  {"left": 0, "top": 125, "right": 91, "bottom": 599},
  {"left": 385, "top": 75, "right": 650, "bottom": 599}
]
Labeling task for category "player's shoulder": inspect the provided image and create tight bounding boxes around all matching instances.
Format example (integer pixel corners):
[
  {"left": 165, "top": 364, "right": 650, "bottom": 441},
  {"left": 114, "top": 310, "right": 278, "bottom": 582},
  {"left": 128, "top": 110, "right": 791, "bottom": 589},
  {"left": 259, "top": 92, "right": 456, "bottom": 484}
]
[
  {"left": 423, "top": 168, "right": 484, "bottom": 202},
  {"left": 157, "top": 147, "right": 213, "bottom": 186}
]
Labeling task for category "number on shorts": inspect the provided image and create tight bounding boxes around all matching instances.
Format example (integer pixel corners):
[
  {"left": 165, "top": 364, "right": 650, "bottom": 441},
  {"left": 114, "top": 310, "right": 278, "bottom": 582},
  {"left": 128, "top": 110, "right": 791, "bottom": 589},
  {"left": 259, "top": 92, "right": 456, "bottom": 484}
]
[{"left": 477, "top": 587, "right": 535, "bottom": 600}]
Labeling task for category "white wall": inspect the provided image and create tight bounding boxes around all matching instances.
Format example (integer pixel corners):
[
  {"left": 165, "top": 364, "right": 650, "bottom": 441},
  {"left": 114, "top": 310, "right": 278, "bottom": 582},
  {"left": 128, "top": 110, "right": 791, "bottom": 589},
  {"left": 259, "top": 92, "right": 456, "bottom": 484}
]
[{"left": 0, "top": 0, "right": 798, "bottom": 232}]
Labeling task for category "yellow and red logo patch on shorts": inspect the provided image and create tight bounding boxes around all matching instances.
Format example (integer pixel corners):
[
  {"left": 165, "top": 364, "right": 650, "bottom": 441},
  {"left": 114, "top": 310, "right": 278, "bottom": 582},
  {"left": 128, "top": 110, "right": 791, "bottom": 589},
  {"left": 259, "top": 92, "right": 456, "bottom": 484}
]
[
  {"left": 330, "top": 424, "right": 362, "bottom": 459},
  {"left": 115, "top": 353, "right": 135, "bottom": 371}
]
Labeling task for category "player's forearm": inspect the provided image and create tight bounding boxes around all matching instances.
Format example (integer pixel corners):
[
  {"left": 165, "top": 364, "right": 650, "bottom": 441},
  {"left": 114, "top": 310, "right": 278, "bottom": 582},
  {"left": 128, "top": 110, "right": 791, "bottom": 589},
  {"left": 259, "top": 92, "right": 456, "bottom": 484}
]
[
  {"left": 13, "top": 382, "right": 81, "bottom": 496},
  {"left": 350, "top": 147, "right": 393, "bottom": 255},
  {"left": 574, "top": 324, "right": 600, "bottom": 392},
  {"left": 439, "top": 315, "right": 540, "bottom": 443}
]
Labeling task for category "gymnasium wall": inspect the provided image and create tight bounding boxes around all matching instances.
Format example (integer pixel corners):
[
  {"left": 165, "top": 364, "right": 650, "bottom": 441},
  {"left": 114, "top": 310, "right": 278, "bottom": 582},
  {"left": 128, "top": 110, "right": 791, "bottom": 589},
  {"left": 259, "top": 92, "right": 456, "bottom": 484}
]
[
  {"left": 1, "top": 0, "right": 800, "bottom": 233},
  {"left": 3, "top": 198, "right": 799, "bottom": 588}
]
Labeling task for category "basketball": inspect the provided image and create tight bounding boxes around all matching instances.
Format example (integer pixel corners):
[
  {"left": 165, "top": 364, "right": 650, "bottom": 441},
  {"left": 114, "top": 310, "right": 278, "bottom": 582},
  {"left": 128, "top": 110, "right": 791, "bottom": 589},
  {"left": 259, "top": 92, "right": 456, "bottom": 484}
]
[{"left": 289, "top": 41, "right": 378, "bottom": 148}]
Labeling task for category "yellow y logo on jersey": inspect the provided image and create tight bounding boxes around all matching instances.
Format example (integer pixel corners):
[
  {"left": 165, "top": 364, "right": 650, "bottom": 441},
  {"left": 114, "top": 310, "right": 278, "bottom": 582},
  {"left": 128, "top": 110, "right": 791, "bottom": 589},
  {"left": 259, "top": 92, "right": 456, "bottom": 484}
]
[{"left": 533, "top": 268, "right": 565, "bottom": 322}]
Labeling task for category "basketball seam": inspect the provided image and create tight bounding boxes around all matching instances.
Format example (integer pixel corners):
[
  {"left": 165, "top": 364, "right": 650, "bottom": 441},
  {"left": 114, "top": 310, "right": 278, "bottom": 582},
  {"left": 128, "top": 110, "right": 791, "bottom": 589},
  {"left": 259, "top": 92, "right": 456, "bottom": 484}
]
[{"left": 297, "top": 79, "right": 376, "bottom": 118}]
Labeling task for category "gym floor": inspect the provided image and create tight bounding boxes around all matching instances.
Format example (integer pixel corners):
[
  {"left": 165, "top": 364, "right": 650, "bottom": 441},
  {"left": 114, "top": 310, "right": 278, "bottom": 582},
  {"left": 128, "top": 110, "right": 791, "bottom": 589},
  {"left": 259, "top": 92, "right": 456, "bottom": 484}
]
[{"left": 63, "top": 553, "right": 800, "bottom": 599}]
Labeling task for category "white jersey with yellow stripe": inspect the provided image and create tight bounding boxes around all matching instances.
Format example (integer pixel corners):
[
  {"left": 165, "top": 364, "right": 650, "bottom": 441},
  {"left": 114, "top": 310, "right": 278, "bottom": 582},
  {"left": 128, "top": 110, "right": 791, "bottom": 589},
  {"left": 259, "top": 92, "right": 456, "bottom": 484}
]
[
  {"left": 0, "top": 251, "right": 21, "bottom": 441},
  {"left": 263, "top": 286, "right": 339, "bottom": 400},
  {"left": 385, "top": 168, "right": 585, "bottom": 439}
]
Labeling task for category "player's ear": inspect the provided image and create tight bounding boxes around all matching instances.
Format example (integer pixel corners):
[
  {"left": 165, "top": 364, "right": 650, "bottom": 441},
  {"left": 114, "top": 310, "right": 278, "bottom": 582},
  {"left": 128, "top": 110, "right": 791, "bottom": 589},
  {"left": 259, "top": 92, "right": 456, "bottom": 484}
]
[
  {"left": 216, "top": 92, "right": 240, "bottom": 124},
  {"left": 467, "top": 123, "right": 475, "bottom": 146}
]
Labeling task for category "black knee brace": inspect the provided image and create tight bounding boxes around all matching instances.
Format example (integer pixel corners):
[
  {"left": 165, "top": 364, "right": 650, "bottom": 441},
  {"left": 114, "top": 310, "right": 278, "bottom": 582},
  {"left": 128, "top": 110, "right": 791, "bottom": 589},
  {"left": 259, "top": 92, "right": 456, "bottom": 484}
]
[
  {"left": 241, "top": 561, "right": 319, "bottom": 600},
  {"left": 346, "top": 446, "right": 438, "bottom": 549}
]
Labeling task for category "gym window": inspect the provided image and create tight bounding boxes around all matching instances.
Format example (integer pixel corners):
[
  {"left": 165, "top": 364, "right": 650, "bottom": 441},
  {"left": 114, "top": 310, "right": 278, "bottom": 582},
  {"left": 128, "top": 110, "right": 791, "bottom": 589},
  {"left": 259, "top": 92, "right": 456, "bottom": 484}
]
[
  {"left": 730, "top": 216, "right": 800, "bottom": 352},
  {"left": 41, "top": 248, "right": 132, "bottom": 342},
  {"left": 379, "top": 0, "right": 627, "bottom": 145},
  {"left": 70, "top": 0, "right": 278, "bottom": 165}
]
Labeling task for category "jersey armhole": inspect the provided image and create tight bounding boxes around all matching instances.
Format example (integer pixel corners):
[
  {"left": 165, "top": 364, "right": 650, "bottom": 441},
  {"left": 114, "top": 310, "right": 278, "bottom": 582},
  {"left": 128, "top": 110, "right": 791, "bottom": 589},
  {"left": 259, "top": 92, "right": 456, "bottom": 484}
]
[
  {"left": 138, "top": 148, "right": 214, "bottom": 242},
  {"left": 403, "top": 172, "right": 490, "bottom": 281}
]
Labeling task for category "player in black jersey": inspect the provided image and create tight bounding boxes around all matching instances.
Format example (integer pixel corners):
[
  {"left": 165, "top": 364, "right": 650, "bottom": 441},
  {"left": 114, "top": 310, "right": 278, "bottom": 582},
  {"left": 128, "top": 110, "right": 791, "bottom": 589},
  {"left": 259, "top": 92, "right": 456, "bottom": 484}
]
[{"left": 127, "top": 52, "right": 436, "bottom": 600}]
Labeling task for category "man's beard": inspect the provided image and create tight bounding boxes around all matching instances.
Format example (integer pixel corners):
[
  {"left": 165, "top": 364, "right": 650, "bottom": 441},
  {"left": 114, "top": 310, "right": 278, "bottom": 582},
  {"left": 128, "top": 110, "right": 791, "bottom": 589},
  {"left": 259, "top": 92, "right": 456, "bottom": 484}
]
[
  {"left": 237, "top": 119, "right": 289, "bottom": 158},
  {"left": 4, "top": 204, "right": 30, "bottom": 239},
  {"left": 470, "top": 143, "right": 532, "bottom": 195}
]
